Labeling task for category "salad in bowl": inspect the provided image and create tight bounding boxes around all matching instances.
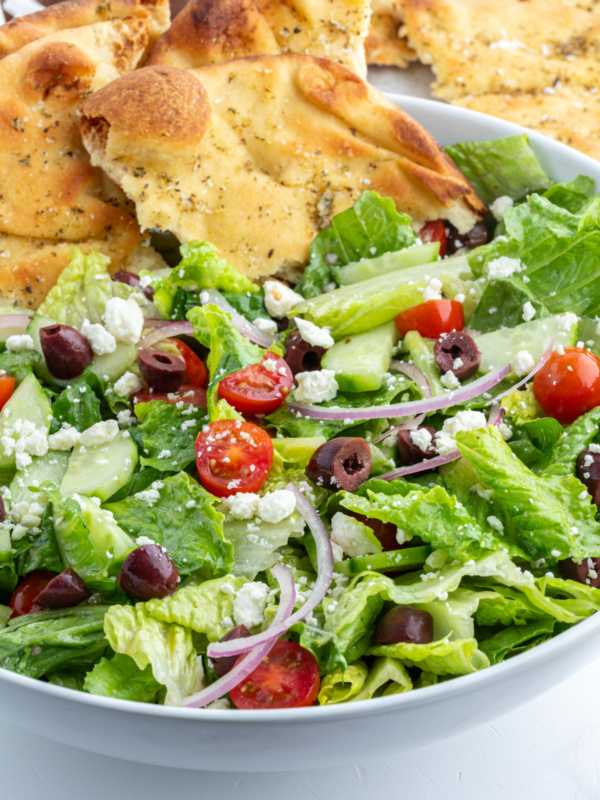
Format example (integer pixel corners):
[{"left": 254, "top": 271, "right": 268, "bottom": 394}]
[{"left": 0, "top": 130, "right": 600, "bottom": 715}]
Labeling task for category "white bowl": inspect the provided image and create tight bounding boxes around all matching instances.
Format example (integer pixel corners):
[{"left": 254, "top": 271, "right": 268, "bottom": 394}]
[{"left": 2, "top": 96, "right": 600, "bottom": 773}]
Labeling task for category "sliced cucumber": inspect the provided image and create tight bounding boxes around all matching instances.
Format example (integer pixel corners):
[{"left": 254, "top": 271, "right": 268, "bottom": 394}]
[
  {"left": 292, "top": 256, "right": 470, "bottom": 339},
  {"left": 403, "top": 330, "right": 445, "bottom": 396},
  {"left": 90, "top": 344, "right": 137, "bottom": 382},
  {"left": 77, "top": 495, "right": 135, "bottom": 567},
  {"left": 9, "top": 450, "right": 69, "bottom": 508},
  {"left": 334, "top": 242, "right": 439, "bottom": 286},
  {"left": 60, "top": 432, "right": 138, "bottom": 501},
  {"left": 475, "top": 313, "right": 579, "bottom": 374},
  {"left": 322, "top": 322, "right": 399, "bottom": 392},
  {"left": 0, "top": 374, "right": 52, "bottom": 470},
  {"left": 333, "top": 545, "right": 431, "bottom": 576}
]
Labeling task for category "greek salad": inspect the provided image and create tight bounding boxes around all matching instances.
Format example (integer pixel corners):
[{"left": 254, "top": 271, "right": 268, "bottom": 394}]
[{"left": 1, "top": 133, "right": 600, "bottom": 710}]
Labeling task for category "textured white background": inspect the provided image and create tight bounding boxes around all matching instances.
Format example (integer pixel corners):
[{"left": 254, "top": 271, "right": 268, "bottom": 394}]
[{"left": 1, "top": 64, "right": 599, "bottom": 799}]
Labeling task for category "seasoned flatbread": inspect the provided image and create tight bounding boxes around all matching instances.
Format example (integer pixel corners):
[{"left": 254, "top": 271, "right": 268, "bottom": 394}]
[
  {"left": 402, "top": 0, "right": 600, "bottom": 101},
  {"left": 0, "top": 0, "right": 169, "bottom": 60},
  {"left": 80, "top": 56, "right": 485, "bottom": 284},
  {"left": 366, "top": 0, "right": 417, "bottom": 68},
  {"left": 149, "top": 0, "right": 372, "bottom": 78},
  {"left": 0, "top": 17, "right": 166, "bottom": 308},
  {"left": 457, "top": 89, "right": 600, "bottom": 162}
]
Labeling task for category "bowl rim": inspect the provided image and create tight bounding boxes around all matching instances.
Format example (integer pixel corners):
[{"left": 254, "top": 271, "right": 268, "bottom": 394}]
[{"left": 3, "top": 93, "right": 600, "bottom": 725}]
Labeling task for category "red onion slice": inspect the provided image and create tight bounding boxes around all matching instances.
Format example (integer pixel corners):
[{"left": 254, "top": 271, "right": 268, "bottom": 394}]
[
  {"left": 138, "top": 320, "right": 194, "bottom": 349},
  {"left": 372, "top": 412, "right": 426, "bottom": 445},
  {"left": 182, "top": 563, "right": 296, "bottom": 709},
  {"left": 0, "top": 313, "right": 32, "bottom": 331},
  {"left": 493, "top": 342, "right": 554, "bottom": 402},
  {"left": 207, "top": 483, "right": 334, "bottom": 661},
  {"left": 389, "top": 361, "right": 432, "bottom": 398},
  {"left": 201, "top": 289, "right": 275, "bottom": 349},
  {"left": 289, "top": 364, "right": 512, "bottom": 421}
]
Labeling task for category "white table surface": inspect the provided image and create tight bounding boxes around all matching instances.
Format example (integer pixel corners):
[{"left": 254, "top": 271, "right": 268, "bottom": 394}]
[{"left": 3, "top": 64, "right": 599, "bottom": 800}]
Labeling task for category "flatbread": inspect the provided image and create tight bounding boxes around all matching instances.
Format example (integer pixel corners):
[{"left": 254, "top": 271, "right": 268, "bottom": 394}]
[
  {"left": 402, "top": 0, "right": 600, "bottom": 101},
  {"left": 80, "top": 56, "right": 485, "bottom": 284},
  {"left": 0, "top": 17, "right": 166, "bottom": 308},
  {"left": 149, "top": 0, "right": 372, "bottom": 78},
  {"left": 457, "top": 89, "right": 600, "bottom": 162},
  {"left": 0, "top": 0, "right": 170, "bottom": 60},
  {"left": 366, "top": 0, "right": 417, "bottom": 68}
]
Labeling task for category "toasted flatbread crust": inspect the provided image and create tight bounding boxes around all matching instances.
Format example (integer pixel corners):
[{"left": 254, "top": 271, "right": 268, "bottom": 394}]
[
  {"left": 0, "top": 0, "right": 170, "bottom": 60},
  {"left": 366, "top": 0, "right": 417, "bottom": 68},
  {"left": 80, "top": 56, "right": 485, "bottom": 284},
  {"left": 149, "top": 0, "right": 372, "bottom": 78},
  {"left": 0, "top": 19, "right": 158, "bottom": 308},
  {"left": 402, "top": 0, "right": 600, "bottom": 101},
  {"left": 457, "top": 89, "right": 600, "bottom": 162}
]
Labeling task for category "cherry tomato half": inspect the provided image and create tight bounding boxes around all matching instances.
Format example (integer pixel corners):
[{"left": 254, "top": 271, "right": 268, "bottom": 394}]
[
  {"left": 533, "top": 347, "right": 600, "bottom": 425},
  {"left": 395, "top": 299, "right": 464, "bottom": 339},
  {"left": 134, "top": 384, "right": 207, "bottom": 409},
  {"left": 230, "top": 640, "right": 320, "bottom": 710},
  {"left": 169, "top": 339, "right": 207, "bottom": 387},
  {"left": 195, "top": 419, "right": 274, "bottom": 497},
  {"left": 0, "top": 377, "right": 15, "bottom": 412},
  {"left": 218, "top": 353, "right": 293, "bottom": 415},
  {"left": 420, "top": 219, "right": 447, "bottom": 258},
  {"left": 9, "top": 570, "right": 57, "bottom": 618}
]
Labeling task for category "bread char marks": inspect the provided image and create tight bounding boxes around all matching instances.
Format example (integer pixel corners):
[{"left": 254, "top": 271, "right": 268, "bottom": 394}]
[{"left": 80, "top": 55, "right": 485, "bottom": 283}]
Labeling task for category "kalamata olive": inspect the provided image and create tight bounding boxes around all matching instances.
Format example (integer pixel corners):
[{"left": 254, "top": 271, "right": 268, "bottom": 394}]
[
  {"left": 0, "top": 495, "right": 5, "bottom": 524},
  {"left": 397, "top": 426, "right": 438, "bottom": 467},
  {"left": 34, "top": 566, "right": 91, "bottom": 609},
  {"left": 40, "top": 323, "right": 93, "bottom": 379},
  {"left": 576, "top": 447, "right": 600, "bottom": 506},
  {"left": 305, "top": 437, "right": 371, "bottom": 491},
  {"left": 443, "top": 221, "right": 490, "bottom": 256},
  {"left": 112, "top": 270, "right": 154, "bottom": 301},
  {"left": 371, "top": 605, "right": 434, "bottom": 644},
  {"left": 284, "top": 330, "right": 325, "bottom": 376},
  {"left": 212, "top": 625, "right": 251, "bottom": 678},
  {"left": 346, "top": 511, "right": 403, "bottom": 552},
  {"left": 434, "top": 330, "right": 481, "bottom": 381},
  {"left": 558, "top": 556, "right": 600, "bottom": 588},
  {"left": 119, "top": 543, "right": 179, "bottom": 600},
  {"left": 137, "top": 347, "right": 186, "bottom": 393}
]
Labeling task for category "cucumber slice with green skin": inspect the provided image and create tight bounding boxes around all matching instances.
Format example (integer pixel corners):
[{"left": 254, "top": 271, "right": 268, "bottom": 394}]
[
  {"left": 0, "top": 374, "right": 52, "bottom": 470},
  {"left": 402, "top": 330, "right": 445, "bottom": 397},
  {"left": 60, "top": 432, "right": 139, "bottom": 502},
  {"left": 322, "top": 322, "right": 399, "bottom": 392},
  {"left": 292, "top": 256, "right": 470, "bottom": 339},
  {"left": 475, "top": 313, "right": 579, "bottom": 375},
  {"left": 9, "top": 451, "right": 69, "bottom": 508},
  {"left": 333, "top": 546, "right": 432, "bottom": 576},
  {"left": 77, "top": 495, "right": 135, "bottom": 569},
  {"left": 334, "top": 242, "right": 440, "bottom": 286}
]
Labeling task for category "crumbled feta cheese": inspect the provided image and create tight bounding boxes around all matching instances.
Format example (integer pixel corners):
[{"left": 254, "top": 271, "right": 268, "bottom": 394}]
[
  {"left": 263, "top": 280, "right": 303, "bottom": 318},
  {"left": 117, "top": 409, "right": 136, "bottom": 428},
  {"left": 221, "top": 492, "right": 260, "bottom": 520},
  {"left": 559, "top": 312, "right": 578, "bottom": 332},
  {"left": 487, "top": 515, "right": 504, "bottom": 533},
  {"left": 263, "top": 358, "right": 277, "bottom": 372},
  {"left": 293, "top": 370, "right": 338, "bottom": 404},
  {"left": 133, "top": 481, "right": 163, "bottom": 507},
  {"left": 103, "top": 297, "right": 144, "bottom": 344},
  {"left": 410, "top": 428, "right": 433, "bottom": 452},
  {"left": 455, "top": 293, "right": 466, "bottom": 304},
  {"left": 295, "top": 318, "right": 334, "bottom": 349},
  {"left": 253, "top": 317, "right": 278, "bottom": 334},
  {"left": 422, "top": 277, "right": 443, "bottom": 301},
  {"left": 114, "top": 371, "right": 144, "bottom": 397},
  {"left": 489, "top": 195, "right": 514, "bottom": 221},
  {"left": 435, "top": 410, "right": 487, "bottom": 455},
  {"left": 5, "top": 334, "right": 34, "bottom": 352},
  {"left": 80, "top": 319, "right": 117, "bottom": 355},
  {"left": 521, "top": 301, "right": 536, "bottom": 322},
  {"left": 136, "top": 535, "right": 156, "bottom": 546},
  {"left": 486, "top": 256, "right": 522, "bottom": 279},
  {"left": 1, "top": 419, "right": 49, "bottom": 470},
  {"left": 257, "top": 489, "right": 296, "bottom": 523},
  {"left": 48, "top": 423, "right": 80, "bottom": 451},
  {"left": 440, "top": 370, "right": 460, "bottom": 390},
  {"left": 233, "top": 582, "right": 269, "bottom": 628},
  {"left": 513, "top": 349, "right": 535, "bottom": 377},
  {"left": 79, "top": 420, "right": 119, "bottom": 447},
  {"left": 330, "top": 512, "right": 379, "bottom": 558}
]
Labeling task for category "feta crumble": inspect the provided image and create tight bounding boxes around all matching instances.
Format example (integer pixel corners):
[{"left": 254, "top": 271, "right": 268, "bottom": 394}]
[
  {"left": 221, "top": 492, "right": 260, "bottom": 520},
  {"left": 295, "top": 317, "right": 334, "bottom": 349},
  {"left": 233, "top": 582, "right": 269, "bottom": 628},
  {"left": 257, "top": 489, "right": 296, "bottom": 523},
  {"left": 486, "top": 256, "right": 522, "bottom": 279},
  {"left": 79, "top": 420, "right": 119, "bottom": 447},
  {"left": 103, "top": 297, "right": 144, "bottom": 344},
  {"left": 5, "top": 334, "right": 34, "bottom": 352},
  {"left": 263, "top": 280, "right": 303, "bottom": 318},
  {"left": 48, "top": 422, "right": 80, "bottom": 451},
  {"left": 114, "top": 371, "right": 144, "bottom": 397},
  {"left": 513, "top": 349, "right": 535, "bottom": 377},
  {"left": 80, "top": 319, "right": 117, "bottom": 356},
  {"left": 489, "top": 195, "right": 514, "bottom": 221},
  {"left": 330, "top": 512, "right": 379, "bottom": 558},
  {"left": 293, "top": 370, "right": 338, "bottom": 404}
]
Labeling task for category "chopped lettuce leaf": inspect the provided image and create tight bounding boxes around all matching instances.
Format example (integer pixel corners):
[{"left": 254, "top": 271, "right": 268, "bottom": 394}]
[
  {"left": 542, "top": 175, "right": 597, "bottom": 214},
  {"left": 368, "top": 638, "right": 489, "bottom": 675},
  {"left": 471, "top": 276, "right": 549, "bottom": 333},
  {"left": 105, "top": 472, "right": 232, "bottom": 580},
  {"left": 537, "top": 406, "right": 600, "bottom": 477},
  {"left": 49, "top": 369, "right": 104, "bottom": 433},
  {"left": 318, "top": 660, "right": 368, "bottom": 705},
  {"left": 507, "top": 417, "right": 564, "bottom": 468},
  {"left": 0, "top": 350, "right": 41, "bottom": 384},
  {"left": 223, "top": 511, "right": 305, "bottom": 579},
  {"left": 297, "top": 191, "right": 416, "bottom": 299},
  {"left": 445, "top": 134, "right": 551, "bottom": 205},
  {"left": 478, "top": 618, "right": 557, "bottom": 665},
  {"left": 84, "top": 653, "right": 162, "bottom": 703},
  {"left": 134, "top": 400, "right": 207, "bottom": 472}
]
